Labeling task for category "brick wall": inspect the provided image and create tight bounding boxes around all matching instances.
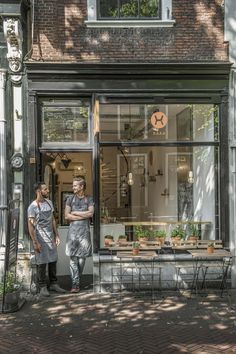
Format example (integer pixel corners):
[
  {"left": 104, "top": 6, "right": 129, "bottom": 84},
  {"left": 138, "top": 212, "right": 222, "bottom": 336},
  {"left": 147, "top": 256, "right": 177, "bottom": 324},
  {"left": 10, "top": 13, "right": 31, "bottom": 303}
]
[{"left": 31, "top": 0, "right": 228, "bottom": 63}]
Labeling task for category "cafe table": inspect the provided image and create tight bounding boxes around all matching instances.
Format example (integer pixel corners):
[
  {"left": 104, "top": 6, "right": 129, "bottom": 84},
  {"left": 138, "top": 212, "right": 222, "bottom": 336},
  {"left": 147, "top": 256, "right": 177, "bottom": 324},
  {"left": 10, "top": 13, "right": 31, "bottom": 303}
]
[
  {"left": 187, "top": 249, "right": 232, "bottom": 299},
  {"left": 112, "top": 251, "right": 160, "bottom": 300}
]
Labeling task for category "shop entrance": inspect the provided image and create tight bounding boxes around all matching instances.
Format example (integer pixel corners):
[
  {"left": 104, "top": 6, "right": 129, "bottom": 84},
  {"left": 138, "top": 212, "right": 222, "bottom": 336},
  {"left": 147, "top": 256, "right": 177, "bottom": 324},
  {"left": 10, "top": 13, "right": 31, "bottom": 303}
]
[
  {"left": 42, "top": 151, "right": 93, "bottom": 226},
  {"left": 41, "top": 151, "right": 93, "bottom": 276}
]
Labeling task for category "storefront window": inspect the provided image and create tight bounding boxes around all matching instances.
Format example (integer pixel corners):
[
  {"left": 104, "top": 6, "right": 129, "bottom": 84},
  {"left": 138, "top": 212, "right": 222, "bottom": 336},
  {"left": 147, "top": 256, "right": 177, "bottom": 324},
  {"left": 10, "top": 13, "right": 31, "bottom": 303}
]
[
  {"left": 99, "top": 145, "right": 218, "bottom": 247},
  {"left": 99, "top": 102, "right": 219, "bottom": 248},
  {"left": 41, "top": 99, "right": 90, "bottom": 146},
  {"left": 100, "top": 103, "right": 218, "bottom": 142}
]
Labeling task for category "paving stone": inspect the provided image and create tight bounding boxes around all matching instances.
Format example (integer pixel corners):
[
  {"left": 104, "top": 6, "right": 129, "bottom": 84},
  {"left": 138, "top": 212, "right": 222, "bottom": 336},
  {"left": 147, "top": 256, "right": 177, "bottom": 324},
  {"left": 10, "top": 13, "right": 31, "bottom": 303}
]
[{"left": 1, "top": 291, "right": 236, "bottom": 353}]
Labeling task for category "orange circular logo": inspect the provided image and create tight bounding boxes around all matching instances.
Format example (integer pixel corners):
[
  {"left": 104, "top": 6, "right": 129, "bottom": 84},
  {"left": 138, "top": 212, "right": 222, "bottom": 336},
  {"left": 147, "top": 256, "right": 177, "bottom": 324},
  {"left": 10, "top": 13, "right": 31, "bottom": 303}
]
[{"left": 150, "top": 111, "right": 168, "bottom": 129}]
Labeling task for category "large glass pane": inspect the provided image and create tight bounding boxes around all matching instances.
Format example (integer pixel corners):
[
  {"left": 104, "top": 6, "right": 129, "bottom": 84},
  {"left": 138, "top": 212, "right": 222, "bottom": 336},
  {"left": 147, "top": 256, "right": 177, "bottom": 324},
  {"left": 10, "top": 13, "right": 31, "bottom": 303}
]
[
  {"left": 41, "top": 100, "right": 90, "bottom": 145},
  {"left": 100, "top": 145, "right": 218, "bottom": 247},
  {"left": 140, "top": 0, "right": 159, "bottom": 18},
  {"left": 99, "top": 0, "right": 160, "bottom": 19},
  {"left": 120, "top": 0, "right": 138, "bottom": 18},
  {"left": 100, "top": 103, "right": 218, "bottom": 142},
  {"left": 99, "top": 0, "right": 118, "bottom": 18}
]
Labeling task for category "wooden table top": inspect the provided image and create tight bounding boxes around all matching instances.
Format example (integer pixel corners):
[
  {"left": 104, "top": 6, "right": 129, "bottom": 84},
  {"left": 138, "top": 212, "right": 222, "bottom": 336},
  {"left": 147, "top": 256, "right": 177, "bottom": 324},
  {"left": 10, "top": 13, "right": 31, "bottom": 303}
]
[
  {"left": 188, "top": 249, "right": 231, "bottom": 258},
  {"left": 116, "top": 251, "right": 157, "bottom": 259},
  {"left": 108, "top": 246, "right": 161, "bottom": 251},
  {"left": 122, "top": 221, "right": 212, "bottom": 226}
]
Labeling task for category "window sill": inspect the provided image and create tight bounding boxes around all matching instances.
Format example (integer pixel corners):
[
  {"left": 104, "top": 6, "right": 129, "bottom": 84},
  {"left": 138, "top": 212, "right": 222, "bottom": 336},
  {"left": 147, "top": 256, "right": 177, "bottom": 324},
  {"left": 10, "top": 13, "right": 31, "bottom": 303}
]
[{"left": 85, "top": 19, "right": 175, "bottom": 28}]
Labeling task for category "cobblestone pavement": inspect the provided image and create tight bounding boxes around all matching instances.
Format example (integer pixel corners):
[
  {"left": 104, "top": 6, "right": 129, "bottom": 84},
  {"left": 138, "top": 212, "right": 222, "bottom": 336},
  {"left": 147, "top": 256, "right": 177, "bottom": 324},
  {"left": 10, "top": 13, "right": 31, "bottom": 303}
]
[{"left": 1, "top": 290, "right": 236, "bottom": 354}]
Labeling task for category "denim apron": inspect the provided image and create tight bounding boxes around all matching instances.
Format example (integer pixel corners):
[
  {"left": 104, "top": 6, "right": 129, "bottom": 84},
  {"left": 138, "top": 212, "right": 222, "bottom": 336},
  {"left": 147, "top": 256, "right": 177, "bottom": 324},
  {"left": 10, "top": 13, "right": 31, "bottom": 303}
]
[
  {"left": 65, "top": 196, "right": 92, "bottom": 258},
  {"left": 33, "top": 200, "right": 58, "bottom": 265}
]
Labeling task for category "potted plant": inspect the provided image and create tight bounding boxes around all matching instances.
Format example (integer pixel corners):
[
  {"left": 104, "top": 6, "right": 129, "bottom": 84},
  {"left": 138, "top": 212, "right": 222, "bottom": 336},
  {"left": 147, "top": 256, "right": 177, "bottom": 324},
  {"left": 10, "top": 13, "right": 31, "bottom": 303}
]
[
  {"left": 104, "top": 235, "right": 114, "bottom": 246},
  {"left": 152, "top": 230, "right": 166, "bottom": 246},
  {"left": 188, "top": 224, "right": 199, "bottom": 241},
  {"left": 132, "top": 241, "right": 140, "bottom": 256},
  {"left": 0, "top": 272, "right": 22, "bottom": 310},
  {"left": 207, "top": 242, "right": 215, "bottom": 254},
  {"left": 134, "top": 225, "right": 150, "bottom": 243},
  {"left": 118, "top": 234, "right": 127, "bottom": 245},
  {"left": 171, "top": 226, "right": 186, "bottom": 244}
]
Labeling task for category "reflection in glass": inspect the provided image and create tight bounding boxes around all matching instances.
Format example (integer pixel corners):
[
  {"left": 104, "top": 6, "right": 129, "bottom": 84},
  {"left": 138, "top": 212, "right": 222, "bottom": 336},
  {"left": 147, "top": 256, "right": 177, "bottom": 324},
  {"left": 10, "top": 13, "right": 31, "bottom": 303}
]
[
  {"left": 100, "top": 146, "right": 218, "bottom": 241},
  {"left": 100, "top": 103, "right": 218, "bottom": 142},
  {"left": 42, "top": 100, "right": 89, "bottom": 144},
  {"left": 99, "top": 0, "right": 160, "bottom": 19}
]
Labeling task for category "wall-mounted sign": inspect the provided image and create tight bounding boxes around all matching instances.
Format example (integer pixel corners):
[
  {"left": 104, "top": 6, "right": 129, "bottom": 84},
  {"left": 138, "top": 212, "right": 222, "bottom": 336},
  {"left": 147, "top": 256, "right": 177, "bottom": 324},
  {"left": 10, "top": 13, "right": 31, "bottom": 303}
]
[{"left": 150, "top": 111, "right": 168, "bottom": 129}]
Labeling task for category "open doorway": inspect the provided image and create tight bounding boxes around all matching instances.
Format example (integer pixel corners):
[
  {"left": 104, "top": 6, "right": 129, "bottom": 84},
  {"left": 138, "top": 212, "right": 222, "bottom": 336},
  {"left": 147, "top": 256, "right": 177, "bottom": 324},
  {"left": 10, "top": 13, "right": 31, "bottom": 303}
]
[{"left": 41, "top": 151, "right": 93, "bottom": 226}]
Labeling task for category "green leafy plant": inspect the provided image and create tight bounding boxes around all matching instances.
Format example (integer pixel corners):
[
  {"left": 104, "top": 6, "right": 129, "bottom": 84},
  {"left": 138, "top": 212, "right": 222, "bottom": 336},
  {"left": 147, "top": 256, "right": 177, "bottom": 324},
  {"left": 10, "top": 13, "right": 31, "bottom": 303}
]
[
  {"left": 104, "top": 235, "right": 114, "bottom": 240},
  {"left": 0, "top": 272, "right": 22, "bottom": 296},
  {"left": 188, "top": 224, "right": 199, "bottom": 238},
  {"left": 134, "top": 225, "right": 150, "bottom": 239},
  {"left": 153, "top": 230, "right": 166, "bottom": 238},
  {"left": 208, "top": 242, "right": 214, "bottom": 248},
  {"left": 132, "top": 241, "right": 140, "bottom": 249},
  {"left": 171, "top": 226, "right": 186, "bottom": 239},
  {"left": 118, "top": 235, "right": 127, "bottom": 240}
]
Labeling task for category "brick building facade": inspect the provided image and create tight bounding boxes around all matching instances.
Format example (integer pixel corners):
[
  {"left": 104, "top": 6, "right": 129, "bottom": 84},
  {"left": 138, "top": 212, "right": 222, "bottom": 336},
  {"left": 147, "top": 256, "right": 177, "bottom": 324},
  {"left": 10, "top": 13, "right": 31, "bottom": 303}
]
[
  {"left": 0, "top": 0, "right": 233, "bottom": 288},
  {"left": 31, "top": 0, "right": 227, "bottom": 62}
]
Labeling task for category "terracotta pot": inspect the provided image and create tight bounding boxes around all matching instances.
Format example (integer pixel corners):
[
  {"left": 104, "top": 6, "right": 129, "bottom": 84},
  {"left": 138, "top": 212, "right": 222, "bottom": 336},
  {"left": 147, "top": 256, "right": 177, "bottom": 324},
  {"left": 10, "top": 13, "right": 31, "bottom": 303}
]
[
  {"left": 138, "top": 237, "right": 148, "bottom": 242},
  {"left": 207, "top": 247, "right": 214, "bottom": 254},
  {"left": 155, "top": 237, "right": 165, "bottom": 246},
  {"left": 118, "top": 239, "right": 127, "bottom": 245},
  {"left": 104, "top": 238, "right": 113, "bottom": 246},
  {"left": 189, "top": 236, "right": 198, "bottom": 241},
  {"left": 171, "top": 236, "right": 182, "bottom": 245},
  {"left": 132, "top": 248, "right": 140, "bottom": 256}
]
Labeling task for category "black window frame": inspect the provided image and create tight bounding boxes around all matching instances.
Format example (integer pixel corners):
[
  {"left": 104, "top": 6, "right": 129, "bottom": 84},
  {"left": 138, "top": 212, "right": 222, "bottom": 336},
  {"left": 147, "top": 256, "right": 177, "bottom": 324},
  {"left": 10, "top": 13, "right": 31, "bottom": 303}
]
[{"left": 38, "top": 97, "right": 93, "bottom": 150}]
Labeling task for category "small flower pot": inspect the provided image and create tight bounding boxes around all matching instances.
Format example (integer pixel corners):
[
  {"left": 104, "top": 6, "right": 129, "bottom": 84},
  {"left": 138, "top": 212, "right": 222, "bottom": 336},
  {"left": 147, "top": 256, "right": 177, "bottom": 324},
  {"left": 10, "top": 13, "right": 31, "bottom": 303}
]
[
  {"left": 118, "top": 237, "right": 127, "bottom": 245},
  {"left": 155, "top": 237, "right": 165, "bottom": 246},
  {"left": 189, "top": 236, "right": 198, "bottom": 242},
  {"left": 132, "top": 248, "right": 140, "bottom": 256},
  {"left": 207, "top": 246, "right": 215, "bottom": 254},
  {"left": 104, "top": 237, "right": 113, "bottom": 246}
]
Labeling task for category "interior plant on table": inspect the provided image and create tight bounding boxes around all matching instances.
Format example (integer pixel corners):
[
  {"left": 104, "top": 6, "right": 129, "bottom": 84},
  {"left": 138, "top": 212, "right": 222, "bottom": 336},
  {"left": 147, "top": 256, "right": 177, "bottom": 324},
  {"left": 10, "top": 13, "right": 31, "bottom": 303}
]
[
  {"left": 134, "top": 225, "right": 150, "bottom": 244},
  {"left": 132, "top": 241, "right": 140, "bottom": 256},
  {"left": 171, "top": 226, "right": 186, "bottom": 245},
  {"left": 104, "top": 235, "right": 114, "bottom": 247},
  {"left": 118, "top": 234, "right": 127, "bottom": 245},
  {"left": 188, "top": 224, "right": 199, "bottom": 241},
  {"left": 207, "top": 242, "right": 215, "bottom": 254},
  {"left": 152, "top": 230, "right": 166, "bottom": 246}
]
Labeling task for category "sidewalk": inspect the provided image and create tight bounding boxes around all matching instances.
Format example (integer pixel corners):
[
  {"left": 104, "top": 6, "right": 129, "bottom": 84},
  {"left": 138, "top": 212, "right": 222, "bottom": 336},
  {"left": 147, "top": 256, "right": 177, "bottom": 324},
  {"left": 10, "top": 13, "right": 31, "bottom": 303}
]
[{"left": 1, "top": 288, "right": 236, "bottom": 354}]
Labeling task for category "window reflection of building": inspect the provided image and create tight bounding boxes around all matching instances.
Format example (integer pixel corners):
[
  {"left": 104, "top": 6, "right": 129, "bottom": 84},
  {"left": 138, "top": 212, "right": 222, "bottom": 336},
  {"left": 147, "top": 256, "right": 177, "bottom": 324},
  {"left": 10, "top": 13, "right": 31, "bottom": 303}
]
[{"left": 178, "top": 182, "right": 193, "bottom": 221}]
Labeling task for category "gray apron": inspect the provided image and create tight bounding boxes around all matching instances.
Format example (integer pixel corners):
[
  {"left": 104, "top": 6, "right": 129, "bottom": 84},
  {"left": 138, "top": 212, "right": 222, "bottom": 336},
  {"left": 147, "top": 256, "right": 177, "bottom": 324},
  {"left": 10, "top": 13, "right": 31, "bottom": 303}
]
[
  {"left": 35, "top": 202, "right": 58, "bottom": 265},
  {"left": 66, "top": 196, "right": 92, "bottom": 258}
]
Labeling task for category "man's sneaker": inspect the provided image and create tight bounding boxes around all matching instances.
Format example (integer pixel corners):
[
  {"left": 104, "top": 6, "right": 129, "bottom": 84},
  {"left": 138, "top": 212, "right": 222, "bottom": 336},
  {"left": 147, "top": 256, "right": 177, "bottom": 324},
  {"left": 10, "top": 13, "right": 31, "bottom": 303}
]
[
  {"left": 70, "top": 286, "right": 80, "bottom": 293},
  {"left": 50, "top": 284, "right": 66, "bottom": 293},
  {"left": 39, "top": 286, "right": 50, "bottom": 297}
]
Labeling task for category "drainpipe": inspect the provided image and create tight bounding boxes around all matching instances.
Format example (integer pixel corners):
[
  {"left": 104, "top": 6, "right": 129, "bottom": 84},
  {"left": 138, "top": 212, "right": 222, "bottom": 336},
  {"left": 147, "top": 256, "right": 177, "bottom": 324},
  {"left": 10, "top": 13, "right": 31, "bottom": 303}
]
[{"left": 0, "top": 69, "right": 7, "bottom": 248}]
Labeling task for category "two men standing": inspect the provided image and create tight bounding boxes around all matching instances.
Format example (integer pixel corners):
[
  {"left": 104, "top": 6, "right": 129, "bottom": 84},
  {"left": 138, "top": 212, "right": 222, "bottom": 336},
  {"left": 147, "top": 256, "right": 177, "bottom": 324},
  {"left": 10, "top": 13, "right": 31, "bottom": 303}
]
[{"left": 28, "top": 177, "right": 94, "bottom": 296}]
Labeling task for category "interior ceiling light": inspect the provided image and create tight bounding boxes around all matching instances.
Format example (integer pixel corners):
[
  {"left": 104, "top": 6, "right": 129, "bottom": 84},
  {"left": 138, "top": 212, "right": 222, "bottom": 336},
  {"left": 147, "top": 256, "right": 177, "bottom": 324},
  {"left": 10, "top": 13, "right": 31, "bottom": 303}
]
[{"left": 46, "top": 152, "right": 71, "bottom": 169}]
